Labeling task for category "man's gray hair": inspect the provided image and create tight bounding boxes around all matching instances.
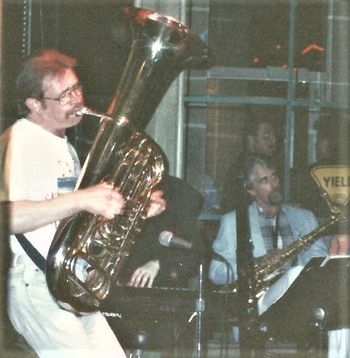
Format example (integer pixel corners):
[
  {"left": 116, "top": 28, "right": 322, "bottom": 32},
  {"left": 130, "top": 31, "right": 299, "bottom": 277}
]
[{"left": 243, "top": 156, "right": 276, "bottom": 190}]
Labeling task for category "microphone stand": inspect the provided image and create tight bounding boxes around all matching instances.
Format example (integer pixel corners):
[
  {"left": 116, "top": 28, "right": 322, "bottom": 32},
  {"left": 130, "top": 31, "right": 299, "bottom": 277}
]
[
  {"left": 191, "top": 250, "right": 235, "bottom": 357},
  {"left": 194, "top": 262, "right": 205, "bottom": 358},
  {"left": 236, "top": 198, "right": 259, "bottom": 358},
  {"left": 159, "top": 233, "right": 234, "bottom": 357}
]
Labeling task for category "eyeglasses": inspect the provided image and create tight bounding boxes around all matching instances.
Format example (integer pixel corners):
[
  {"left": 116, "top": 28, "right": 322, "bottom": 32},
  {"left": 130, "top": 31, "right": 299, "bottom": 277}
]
[{"left": 42, "top": 83, "right": 83, "bottom": 106}]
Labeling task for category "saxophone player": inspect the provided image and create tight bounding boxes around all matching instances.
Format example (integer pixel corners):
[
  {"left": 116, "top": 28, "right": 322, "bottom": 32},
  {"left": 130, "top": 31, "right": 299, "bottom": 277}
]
[
  {"left": 209, "top": 157, "right": 332, "bottom": 351},
  {"left": 0, "top": 49, "right": 165, "bottom": 357},
  {"left": 209, "top": 157, "right": 329, "bottom": 300}
]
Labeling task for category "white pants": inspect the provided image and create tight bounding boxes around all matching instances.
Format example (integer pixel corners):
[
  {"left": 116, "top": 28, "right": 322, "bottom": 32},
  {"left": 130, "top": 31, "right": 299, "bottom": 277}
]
[{"left": 7, "top": 259, "right": 126, "bottom": 358}]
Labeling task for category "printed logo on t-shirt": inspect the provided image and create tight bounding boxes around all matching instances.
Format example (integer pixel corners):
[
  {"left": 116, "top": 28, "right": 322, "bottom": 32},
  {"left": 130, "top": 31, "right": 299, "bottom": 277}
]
[{"left": 57, "top": 158, "right": 78, "bottom": 177}]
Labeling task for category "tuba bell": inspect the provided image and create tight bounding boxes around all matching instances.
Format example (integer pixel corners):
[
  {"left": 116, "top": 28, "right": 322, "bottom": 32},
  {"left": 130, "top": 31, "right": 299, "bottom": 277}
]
[{"left": 46, "top": 6, "right": 211, "bottom": 313}]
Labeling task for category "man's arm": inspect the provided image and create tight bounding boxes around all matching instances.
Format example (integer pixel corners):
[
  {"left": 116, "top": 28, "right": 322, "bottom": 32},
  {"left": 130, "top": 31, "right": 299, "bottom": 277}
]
[
  {"left": 9, "top": 184, "right": 165, "bottom": 235},
  {"left": 292, "top": 207, "right": 330, "bottom": 265},
  {"left": 8, "top": 183, "right": 125, "bottom": 234}
]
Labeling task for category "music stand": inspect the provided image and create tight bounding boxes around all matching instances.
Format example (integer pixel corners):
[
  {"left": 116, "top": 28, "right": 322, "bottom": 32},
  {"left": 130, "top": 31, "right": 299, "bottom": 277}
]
[{"left": 256, "top": 256, "right": 350, "bottom": 344}]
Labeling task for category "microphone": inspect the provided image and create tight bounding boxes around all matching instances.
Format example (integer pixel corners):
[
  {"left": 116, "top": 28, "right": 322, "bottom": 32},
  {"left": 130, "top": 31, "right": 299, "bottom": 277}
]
[
  {"left": 158, "top": 231, "right": 193, "bottom": 250},
  {"left": 159, "top": 231, "right": 235, "bottom": 284}
]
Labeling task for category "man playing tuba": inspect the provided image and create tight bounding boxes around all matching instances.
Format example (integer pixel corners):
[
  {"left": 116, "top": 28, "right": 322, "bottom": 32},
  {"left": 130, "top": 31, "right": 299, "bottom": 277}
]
[{"left": 0, "top": 49, "right": 165, "bottom": 358}]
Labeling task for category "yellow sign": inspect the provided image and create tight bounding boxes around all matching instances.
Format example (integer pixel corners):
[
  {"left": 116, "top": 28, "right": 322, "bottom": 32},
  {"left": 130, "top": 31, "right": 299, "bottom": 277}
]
[{"left": 310, "top": 165, "right": 350, "bottom": 213}]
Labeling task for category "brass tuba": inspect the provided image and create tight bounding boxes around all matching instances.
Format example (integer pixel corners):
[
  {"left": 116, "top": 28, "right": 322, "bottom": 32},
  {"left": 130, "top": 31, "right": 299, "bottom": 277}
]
[{"left": 46, "top": 7, "right": 211, "bottom": 313}]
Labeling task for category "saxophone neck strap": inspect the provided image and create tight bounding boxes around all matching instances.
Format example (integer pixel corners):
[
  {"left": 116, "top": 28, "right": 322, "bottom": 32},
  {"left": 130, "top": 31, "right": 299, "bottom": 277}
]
[{"left": 14, "top": 234, "right": 46, "bottom": 272}]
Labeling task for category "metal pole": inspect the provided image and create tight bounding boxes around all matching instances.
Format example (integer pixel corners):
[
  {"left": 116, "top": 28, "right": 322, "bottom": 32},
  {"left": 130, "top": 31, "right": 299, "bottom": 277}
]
[
  {"left": 195, "top": 263, "right": 205, "bottom": 358},
  {"left": 283, "top": 0, "right": 297, "bottom": 201},
  {"left": 22, "top": 0, "right": 32, "bottom": 57}
]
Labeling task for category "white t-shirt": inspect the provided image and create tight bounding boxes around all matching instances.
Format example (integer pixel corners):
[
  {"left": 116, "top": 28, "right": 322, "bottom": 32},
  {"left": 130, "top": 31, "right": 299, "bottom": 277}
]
[{"left": 2, "top": 118, "right": 81, "bottom": 258}]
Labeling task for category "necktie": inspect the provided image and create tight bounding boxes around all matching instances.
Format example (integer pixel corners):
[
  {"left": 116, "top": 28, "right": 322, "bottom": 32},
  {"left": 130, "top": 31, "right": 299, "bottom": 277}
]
[{"left": 272, "top": 213, "right": 280, "bottom": 249}]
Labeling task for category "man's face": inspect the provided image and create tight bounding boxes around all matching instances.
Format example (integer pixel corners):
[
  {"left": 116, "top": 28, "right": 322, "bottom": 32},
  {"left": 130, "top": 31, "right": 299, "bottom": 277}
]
[
  {"left": 248, "top": 165, "right": 281, "bottom": 208},
  {"left": 35, "top": 68, "right": 84, "bottom": 136},
  {"left": 249, "top": 122, "right": 276, "bottom": 157}
]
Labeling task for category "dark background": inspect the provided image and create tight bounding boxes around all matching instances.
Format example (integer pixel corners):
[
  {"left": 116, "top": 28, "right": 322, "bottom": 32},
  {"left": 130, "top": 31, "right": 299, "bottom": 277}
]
[
  {"left": 3, "top": 0, "right": 135, "bottom": 161},
  {"left": 2, "top": 0, "right": 133, "bottom": 123},
  {"left": 3, "top": 0, "right": 327, "bottom": 120}
]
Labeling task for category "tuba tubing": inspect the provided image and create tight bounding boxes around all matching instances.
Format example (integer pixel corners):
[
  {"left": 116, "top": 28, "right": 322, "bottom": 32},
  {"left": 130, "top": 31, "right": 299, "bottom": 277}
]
[{"left": 46, "top": 6, "right": 211, "bottom": 314}]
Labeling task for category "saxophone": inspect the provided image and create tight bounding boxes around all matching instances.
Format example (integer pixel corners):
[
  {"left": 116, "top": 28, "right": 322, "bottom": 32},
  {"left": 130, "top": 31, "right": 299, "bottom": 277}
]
[
  {"left": 46, "top": 7, "right": 211, "bottom": 313},
  {"left": 252, "top": 211, "right": 346, "bottom": 300}
]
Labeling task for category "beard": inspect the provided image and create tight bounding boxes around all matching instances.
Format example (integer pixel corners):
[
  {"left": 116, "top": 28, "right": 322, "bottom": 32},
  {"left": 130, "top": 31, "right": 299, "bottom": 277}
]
[{"left": 268, "top": 190, "right": 283, "bottom": 205}]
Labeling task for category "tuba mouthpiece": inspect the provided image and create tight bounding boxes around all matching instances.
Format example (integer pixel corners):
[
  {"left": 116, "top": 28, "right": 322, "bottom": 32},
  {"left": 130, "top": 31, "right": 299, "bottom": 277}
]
[{"left": 76, "top": 107, "right": 113, "bottom": 121}]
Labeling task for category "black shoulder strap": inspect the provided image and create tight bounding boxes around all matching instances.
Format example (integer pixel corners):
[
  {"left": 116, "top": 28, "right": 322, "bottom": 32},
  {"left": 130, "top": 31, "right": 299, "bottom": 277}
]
[{"left": 14, "top": 234, "right": 46, "bottom": 272}]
